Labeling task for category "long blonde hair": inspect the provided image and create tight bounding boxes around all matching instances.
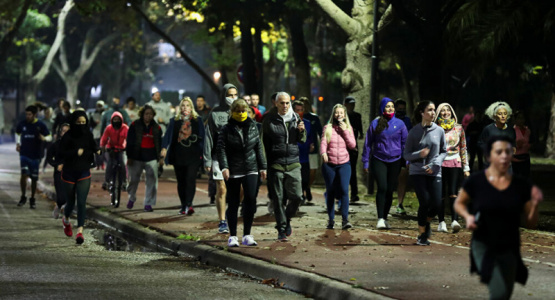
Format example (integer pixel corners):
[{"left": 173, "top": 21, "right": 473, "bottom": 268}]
[
  {"left": 175, "top": 97, "right": 199, "bottom": 120},
  {"left": 324, "top": 104, "right": 352, "bottom": 143}
]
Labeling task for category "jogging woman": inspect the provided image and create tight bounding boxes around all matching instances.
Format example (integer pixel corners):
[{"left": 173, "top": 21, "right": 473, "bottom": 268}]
[
  {"left": 161, "top": 97, "right": 205, "bottom": 215},
  {"left": 479, "top": 101, "right": 516, "bottom": 167},
  {"left": 454, "top": 135, "right": 542, "bottom": 299},
  {"left": 59, "top": 110, "right": 100, "bottom": 244},
  {"left": 362, "top": 97, "right": 407, "bottom": 229},
  {"left": 217, "top": 99, "right": 267, "bottom": 247},
  {"left": 46, "top": 123, "right": 69, "bottom": 219},
  {"left": 403, "top": 101, "right": 447, "bottom": 246},
  {"left": 433, "top": 103, "right": 469, "bottom": 233},
  {"left": 320, "top": 104, "right": 356, "bottom": 230}
]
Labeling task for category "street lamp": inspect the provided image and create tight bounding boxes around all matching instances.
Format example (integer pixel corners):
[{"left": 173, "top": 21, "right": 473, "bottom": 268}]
[{"left": 213, "top": 71, "right": 221, "bottom": 82}]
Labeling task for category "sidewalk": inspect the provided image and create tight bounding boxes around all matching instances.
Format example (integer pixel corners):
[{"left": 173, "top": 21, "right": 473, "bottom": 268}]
[{"left": 7, "top": 143, "right": 554, "bottom": 299}]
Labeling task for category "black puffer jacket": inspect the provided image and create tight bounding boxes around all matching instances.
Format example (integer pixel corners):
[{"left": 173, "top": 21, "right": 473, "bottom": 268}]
[
  {"left": 217, "top": 118, "right": 266, "bottom": 175},
  {"left": 262, "top": 109, "right": 306, "bottom": 166}
]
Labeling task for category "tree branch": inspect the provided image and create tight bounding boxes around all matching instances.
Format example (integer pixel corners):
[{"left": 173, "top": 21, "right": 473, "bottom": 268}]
[
  {"left": 80, "top": 28, "right": 96, "bottom": 65},
  {"left": 0, "top": 0, "right": 32, "bottom": 68},
  {"left": 52, "top": 61, "right": 66, "bottom": 81},
  {"left": 130, "top": 2, "right": 220, "bottom": 95},
  {"left": 313, "top": 0, "right": 358, "bottom": 37},
  {"left": 76, "top": 33, "right": 118, "bottom": 79},
  {"left": 58, "top": 40, "right": 69, "bottom": 73},
  {"left": 32, "top": 0, "right": 74, "bottom": 83}
]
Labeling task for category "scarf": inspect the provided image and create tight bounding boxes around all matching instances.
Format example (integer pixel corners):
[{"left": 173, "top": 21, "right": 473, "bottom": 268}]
[
  {"left": 437, "top": 117, "right": 455, "bottom": 130},
  {"left": 279, "top": 106, "right": 295, "bottom": 123},
  {"left": 178, "top": 115, "right": 192, "bottom": 143}
]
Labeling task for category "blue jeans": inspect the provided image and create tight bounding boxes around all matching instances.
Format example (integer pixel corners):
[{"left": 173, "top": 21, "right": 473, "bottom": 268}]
[{"left": 322, "top": 162, "right": 351, "bottom": 222}]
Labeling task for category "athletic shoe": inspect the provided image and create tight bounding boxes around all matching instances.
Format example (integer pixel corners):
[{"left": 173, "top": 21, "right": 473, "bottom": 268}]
[
  {"left": 438, "top": 221, "right": 448, "bottom": 233},
  {"left": 186, "top": 206, "right": 195, "bottom": 216},
  {"left": 29, "top": 197, "right": 36, "bottom": 209},
  {"left": 17, "top": 196, "right": 27, "bottom": 207},
  {"left": 342, "top": 221, "right": 353, "bottom": 230},
  {"left": 227, "top": 236, "right": 239, "bottom": 247},
  {"left": 218, "top": 221, "right": 229, "bottom": 234},
  {"left": 242, "top": 235, "right": 258, "bottom": 246},
  {"left": 126, "top": 201, "right": 134, "bottom": 209},
  {"left": 425, "top": 222, "right": 431, "bottom": 238},
  {"left": 416, "top": 233, "right": 430, "bottom": 246},
  {"left": 285, "top": 221, "right": 292, "bottom": 237},
  {"left": 377, "top": 218, "right": 387, "bottom": 229},
  {"left": 114, "top": 198, "right": 120, "bottom": 208},
  {"left": 306, "top": 190, "right": 313, "bottom": 202},
  {"left": 385, "top": 220, "right": 392, "bottom": 229},
  {"left": 62, "top": 218, "right": 73, "bottom": 237},
  {"left": 350, "top": 196, "right": 360, "bottom": 203},
  {"left": 144, "top": 205, "right": 153, "bottom": 212},
  {"left": 76, "top": 233, "right": 84, "bottom": 245},
  {"left": 396, "top": 205, "right": 406, "bottom": 214},
  {"left": 52, "top": 205, "right": 61, "bottom": 219},
  {"left": 178, "top": 207, "right": 186, "bottom": 215},
  {"left": 277, "top": 232, "right": 288, "bottom": 241},
  {"left": 451, "top": 220, "right": 461, "bottom": 233},
  {"left": 326, "top": 220, "right": 334, "bottom": 229},
  {"left": 102, "top": 182, "right": 108, "bottom": 191}
]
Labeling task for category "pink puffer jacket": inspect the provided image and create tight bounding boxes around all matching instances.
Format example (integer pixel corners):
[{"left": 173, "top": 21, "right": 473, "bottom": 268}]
[{"left": 320, "top": 124, "right": 356, "bottom": 165}]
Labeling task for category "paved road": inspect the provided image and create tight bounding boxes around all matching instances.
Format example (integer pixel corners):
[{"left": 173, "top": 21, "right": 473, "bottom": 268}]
[{"left": 0, "top": 146, "right": 304, "bottom": 299}]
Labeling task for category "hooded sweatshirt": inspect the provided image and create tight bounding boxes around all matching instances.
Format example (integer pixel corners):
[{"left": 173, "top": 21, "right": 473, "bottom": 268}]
[
  {"left": 100, "top": 111, "right": 129, "bottom": 150},
  {"left": 361, "top": 98, "right": 408, "bottom": 168},
  {"left": 403, "top": 122, "right": 447, "bottom": 177},
  {"left": 59, "top": 110, "right": 98, "bottom": 171},
  {"left": 433, "top": 103, "right": 469, "bottom": 172}
]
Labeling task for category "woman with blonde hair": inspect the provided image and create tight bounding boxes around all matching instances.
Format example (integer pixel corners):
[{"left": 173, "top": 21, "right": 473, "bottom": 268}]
[
  {"left": 161, "top": 97, "right": 205, "bottom": 215},
  {"left": 479, "top": 101, "right": 516, "bottom": 167},
  {"left": 320, "top": 104, "right": 356, "bottom": 230}
]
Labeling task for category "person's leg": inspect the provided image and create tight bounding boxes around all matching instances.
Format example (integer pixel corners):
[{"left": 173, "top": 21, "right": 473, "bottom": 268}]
[
  {"left": 174, "top": 165, "right": 187, "bottom": 208},
  {"left": 337, "top": 163, "right": 351, "bottom": 222},
  {"left": 20, "top": 174, "right": 28, "bottom": 197},
  {"left": 63, "top": 180, "right": 76, "bottom": 220},
  {"left": 348, "top": 150, "right": 359, "bottom": 202},
  {"left": 54, "top": 170, "right": 65, "bottom": 208},
  {"left": 225, "top": 177, "right": 242, "bottom": 237},
  {"left": 446, "top": 168, "right": 461, "bottom": 222},
  {"left": 75, "top": 177, "right": 91, "bottom": 232},
  {"left": 216, "top": 180, "right": 227, "bottom": 221},
  {"left": 488, "top": 251, "right": 518, "bottom": 299},
  {"left": 411, "top": 175, "right": 430, "bottom": 232},
  {"left": 241, "top": 174, "right": 259, "bottom": 236},
  {"left": 468, "top": 145, "right": 476, "bottom": 172},
  {"left": 284, "top": 167, "right": 303, "bottom": 227},
  {"left": 427, "top": 176, "right": 443, "bottom": 222},
  {"left": 268, "top": 169, "right": 286, "bottom": 233},
  {"left": 127, "top": 160, "right": 143, "bottom": 204},
  {"left": 384, "top": 160, "right": 401, "bottom": 220},
  {"left": 321, "top": 163, "right": 337, "bottom": 222},
  {"left": 371, "top": 158, "right": 388, "bottom": 219},
  {"left": 143, "top": 160, "right": 158, "bottom": 207},
  {"left": 300, "top": 162, "right": 310, "bottom": 200},
  {"left": 397, "top": 166, "right": 408, "bottom": 208},
  {"left": 208, "top": 175, "right": 216, "bottom": 204},
  {"left": 105, "top": 154, "right": 114, "bottom": 185},
  {"left": 184, "top": 162, "right": 200, "bottom": 207},
  {"left": 438, "top": 167, "right": 452, "bottom": 223}
]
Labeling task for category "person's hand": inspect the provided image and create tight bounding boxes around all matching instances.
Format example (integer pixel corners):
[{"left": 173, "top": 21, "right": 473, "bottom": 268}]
[
  {"left": 57, "top": 164, "right": 63, "bottom": 172},
  {"left": 364, "top": 168, "right": 369, "bottom": 173},
  {"left": 464, "top": 171, "right": 470, "bottom": 177},
  {"left": 77, "top": 148, "right": 84, "bottom": 156},
  {"left": 205, "top": 167, "right": 211, "bottom": 173},
  {"left": 531, "top": 185, "right": 544, "bottom": 206},
  {"left": 39, "top": 134, "right": 45, "bottom": 141},
  {"left": 297, "top": 121, "right": 305, "bottom": 132},
  {"left": 260, "top": 170, "right": 267, "bottom": 181},
  {"left": 16, "top": 144, "right": 20, "bottom": 152},
  {"left": 222, "top": 169, "right": 230, "bottom": 181},
  {"left": 419, "top": 147, "right": 430, "bottom": 158},
  {"left": 424, "top": 166, "right": 433, "bottom": 175},
  {"left": 465, "top": 214, "right": 478, "bottom": 231},
  {"left": 158, "top": 117, "right": 164, "bottom": 124},
  {"left": 309, "top": 143, "right": 315, "bottom": 152},
  {"left": 339, "top": 120, "right": 347, "bottom": 131},
  {"left": 159, "top": 158, "right": 164, "bottom": 166},
  {"left": 160, "top": 148, "right": 167, "bottom": 158},
  {"left": 322, "top": 153, "right": 328, "bottom": 163},
  {"left": 96, "top": 149, "right": 102, "bottom": 155}
]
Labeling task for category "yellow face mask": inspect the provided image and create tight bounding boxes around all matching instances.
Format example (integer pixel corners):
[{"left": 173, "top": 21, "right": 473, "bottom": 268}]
[{"left": 232, "top": 111, "right": 248, "bottom": 122}]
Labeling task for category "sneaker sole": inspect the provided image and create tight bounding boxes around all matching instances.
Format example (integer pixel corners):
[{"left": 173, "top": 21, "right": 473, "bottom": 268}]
[{"left": 452, "top": 225, "right": 461, "bottom": 233}]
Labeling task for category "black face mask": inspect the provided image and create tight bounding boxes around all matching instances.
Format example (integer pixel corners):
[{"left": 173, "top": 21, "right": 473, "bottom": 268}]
[
  {"left": 396, "top": 110, "right": 406, "bottom": 118},
  {"left": 70, "top": 124, "right": 88, "bottom": 137},
  {"left": 113, "top": 121, "right": 122, "bottom": 129}
]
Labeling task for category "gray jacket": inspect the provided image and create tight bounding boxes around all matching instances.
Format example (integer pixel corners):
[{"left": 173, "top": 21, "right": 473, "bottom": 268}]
[
  {"left": 146, "top": 99, "right": 172, "bottom": 134},
  {"left": 203, "top": 104, "right": 231, "bottom": 168},
  {"left": 403, "top": 123, "right": 447, "bottom": 177}
]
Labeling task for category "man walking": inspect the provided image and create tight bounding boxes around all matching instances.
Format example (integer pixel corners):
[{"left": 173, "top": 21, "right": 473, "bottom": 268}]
[
  {"left": 16, "top": 105, "right": 52, "bottom": 208},
  {"left": 147, "top": 91, "right": 171, "bottom": 135},
  {"left": 262, "top": 92, "right": 306, "bottom": 241}
]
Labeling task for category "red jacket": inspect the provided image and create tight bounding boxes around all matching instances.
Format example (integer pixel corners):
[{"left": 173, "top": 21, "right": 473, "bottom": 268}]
[{"left": 100, "top": 111, "right": 128, "bottom": 150}]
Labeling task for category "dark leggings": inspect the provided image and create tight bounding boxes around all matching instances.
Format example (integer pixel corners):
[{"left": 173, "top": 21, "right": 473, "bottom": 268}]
[
  {"left": 411, "top": 175, "right": 442, "bottom": 227},
  {"left": 438, "top": 167, "right": 461, "bottom": 222},
  {"left": 468, "top": 145, "right": 484, "bottom": 172},
  {"left": 301, "top": 162, "right": 311, "bottom": 197},
  {"left": 63, "top": 178, "right": 91, "bottom": 227},
  {"left": 53, "top": 170, "right": 66, "bottom": 208},
  {"left": 512, "top": 154, "right": 530, "bottom": 178},
  {"left": 322, "top": 162, "right": 351, "bottom": 221},
  {"left": 226, "top": 174, "right": 258, "bottom": 236},
  {"left": 174, "top": 163, "right": 200, "bottom": 207},
  {"left": 370, "top": 157, "right": 401, "bottom": 219}
]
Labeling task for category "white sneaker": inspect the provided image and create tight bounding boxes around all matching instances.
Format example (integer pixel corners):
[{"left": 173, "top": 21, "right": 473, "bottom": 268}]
[
  {"left": 52, "top": 206, "right": 61, "bottom": 219},
  {"left": 438, "top": 221, "right": 448, "bottom": 233},
  {"left": 242, "top": 235, "right": 258, "bottom": 246},
  {"left": 377, "top": 218, "right": 387, "bottom": 229},
  {"left": 451, "top": 220, "right": 461, "bottom": 233},
  {"left": 384, "top": 220, "right": 391, "bottom": 229},
  {"left": 227, "top": 236, "right": 239, "bottom": 247}
]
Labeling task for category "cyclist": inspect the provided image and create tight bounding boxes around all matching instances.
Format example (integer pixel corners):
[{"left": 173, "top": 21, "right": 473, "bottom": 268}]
[{"left": 100, "top": 112, "right": 129, "bottom": 206}]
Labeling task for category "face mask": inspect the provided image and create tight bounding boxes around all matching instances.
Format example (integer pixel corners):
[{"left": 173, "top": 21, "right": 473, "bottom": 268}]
[
  {"left": 232, "top": 111, "right": 248, "bottom": 122},
  {"left": 298, "top": 112, "right": 304, "bottom": 119},
  {"left": 225, "top": 97, "right": 238, "bottom": 106},
  {"left": 396, "top": 110, "right": 406, "bottom": 117},
  {"left": 113, "top": 121, "right": 122, "bottom": 129},
  {"left": 383, "top": 112, "right": 394, "bottom": 120}
]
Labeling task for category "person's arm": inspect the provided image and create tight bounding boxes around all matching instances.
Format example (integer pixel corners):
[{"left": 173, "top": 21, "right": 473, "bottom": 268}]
[
  {"left": 524, "top": 185, "right": 543, "bottom": 229},
  {"left": 459, "top": 128, "right": 470, "bottom": 175},
  {"left": 100, "top": 126, "right": 110, "bottom": 148},
  {"left": 161, "top": 118, "right": 174, "bottom": 151},
  {"left": 355, "top": 114, "right": 363, "bottom": 139},
  {"left": 122, "top": 110, "right": 131, "bottom": 125},
  {"left": 454, "top": 188, "right": 477, "bottom": 231},
  {"left": 403, "top": 130, "right": 425, "bottom": 162},
  {"left": 216, "top": 126, "right": 229, "bottom": 177},
  {"left": 197, "top": 118, "right": 205, "bottom": 154},
  {"left": 120, "top": 126, "right": 128, "bottom": 150},
  {"left": 428, "top": 130, "right": 447, "bottom": 173},
  {"left": 46, "top": 142, "right": 58, "bottom": 167},
  {"left": 203, "top": 113, "right": 215, "bottom": 169},
  {"left": 262, "top": 118, "right": 273, "bottom": 165},
  {"left": 126, "top": 123, "right": 136, "bottom": 160}
]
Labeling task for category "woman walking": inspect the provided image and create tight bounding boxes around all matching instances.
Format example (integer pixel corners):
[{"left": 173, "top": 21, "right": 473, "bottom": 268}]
[
  {"left": 361, "top": 97, "right": 407, "bottom": 229},
  {"left": 512, "top": 111, "right": 532, "bottom": 178},
  {"left": 403, "top": 101, "right": 447, "bottom": 246},
  {"left": 454, "top": 136, "right": 542, "bottom": 299},
  {"left": 161, "top": 97, "right": 205, "bottom": 215},
  {"left": 479, "top": 101, "right": 516, "bottom": 167},
  {"left": 320, "top": 104, "right": 356, "bottom": 230},
  {"left": 433, "top": 103, "right": 470, "bottom": 233},
  {"left": 59, "top": 111, "right": 100, "bottom": 244},
  {"left": 217, "top": 99, "right": 267, "bottom": 247},
  {"left": 46, "top": 123, "right": 70, "bottom": 219}
]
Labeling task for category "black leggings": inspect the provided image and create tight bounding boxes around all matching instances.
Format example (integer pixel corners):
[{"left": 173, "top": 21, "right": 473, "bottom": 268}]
[
  {"left": 512, "top": 154, "right": 530, "bottom": 178},
  {"left": 411, "top": 175, "right": 442, "bottom": 226},
  {"left": 63, "top": 178, "right": 91, "bottom": 228},
  {"left": 174, "top": 163, "right": 200, "bottom": 207},
  {"left": 371, "top": 157, "right": 401, "bottom": 219},
  {"left": 301, "top": 162, "right": 311, "bottom": 197},
  {"left": 226, "top": 174, "right": 258, "bottom": 237},
  {"left": 53, "top": 170, "right": 66, "bottom": 208},
  {"left": 438, "top": 167, "right": 461, "bottom": 222}
]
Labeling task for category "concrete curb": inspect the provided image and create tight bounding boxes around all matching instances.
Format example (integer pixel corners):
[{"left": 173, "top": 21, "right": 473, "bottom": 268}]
[{"left": 38, "top": 180, "right": 393, "bottom": 300}]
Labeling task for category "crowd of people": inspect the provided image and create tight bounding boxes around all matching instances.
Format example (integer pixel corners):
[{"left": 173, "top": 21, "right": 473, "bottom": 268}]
[{"left": 14, "top": 83, "right": 543, "bottom": 299}]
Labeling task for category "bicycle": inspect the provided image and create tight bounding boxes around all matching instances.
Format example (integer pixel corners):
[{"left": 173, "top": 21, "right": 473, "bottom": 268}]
[{"left": 107, "top": 148, "right": 125, "bottom": 208}]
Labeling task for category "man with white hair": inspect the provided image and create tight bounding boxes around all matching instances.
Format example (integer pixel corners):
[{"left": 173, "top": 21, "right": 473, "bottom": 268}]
[{"left": 262, "top": 91, "right": 306, "bottom": 241}]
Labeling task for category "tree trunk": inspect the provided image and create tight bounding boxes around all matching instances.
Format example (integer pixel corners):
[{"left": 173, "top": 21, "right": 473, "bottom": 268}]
[
  {"left": 65, "top": 77, "right": 79, "bottom": 105},
  {"left": 545, "top": 92, "right": 555, "bottom": 158},
  {"left": 254, "top": 25, "right": 264, "bottom": 97},
  {"left": 288, "top": 11, "right": 311, "bottom": 98},
  {"left": 240, "top": 20, "right": 257, "bottom": 94}
]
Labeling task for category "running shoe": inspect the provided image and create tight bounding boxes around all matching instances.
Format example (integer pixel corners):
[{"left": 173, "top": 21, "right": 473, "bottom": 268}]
[
  {"left": 350, "top": 196, "right": 360, "bottom": 203},
  {"left": 228, "top": 236, "right": 239, "bottom": 247},
  {"left": 342, "top": 220, "right": 353, "bottom": 230},
  {"left": 385, "top": 220, "right": 392, "bottom": 229},
  {"left": 416, "top": 233, "right": 430, "bottom": 246},
  {"left": 52, "top": 205, "right": 61, "bottom": 219},
  {"left": 29, "top": 197, "right": 36, "bottom": 209},
  {"left": 62, "top": 218, "right": 73, "bottom": 237},
  {"left": 438, "top": 221, "right": 448, "bottom": 233},
  {"left": 178, "top": 207, "right": 186, "bottom": 215},
  {"left": 277, "top": 232, "right": 288, "bottom": 242},
  {"left": 326, "top": 220, "right": 334, "bottom": 229},
  {"left": 242, "top": 235, "right": 258, "bottom": 246},
  {"left": 451, "top": 220, "right": 461, "bottom": 233},
  {"left": 126, "top": 200, "right": 134, "bottom": 209},
  {"left": 186, "top": 206, "right": 195, "bottom": 216},
  {"left": 144, "top": 205, "right": 153, "bottom": 212},
  {"left": 377, "top": 218, "right": 387, "bottom": 229},
  {"left": 285, "top": 221, "right": 292, "bottom": 237},
  {"left": 76, "top": 233, "right": 84, "bottom": 245},
  {"left": 218, "top": 221, "right": 229, "bottom": 234},
  {"left": 396, "top": 205, "right": 406, "bottom": 214},
  {"left": 17, "top": 196, "right": 27, "bottom": 207},
  {"left": 306, "top": 190, "right": 313, "bottom": 202}
]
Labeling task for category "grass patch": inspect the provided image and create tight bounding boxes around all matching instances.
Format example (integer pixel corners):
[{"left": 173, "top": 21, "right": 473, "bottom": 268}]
[
  {"left": 176, "top": 233, "right": 201, "bottom": 241},
  {"left": 531, "top": 156, "right": 555, "bottom": 165}
]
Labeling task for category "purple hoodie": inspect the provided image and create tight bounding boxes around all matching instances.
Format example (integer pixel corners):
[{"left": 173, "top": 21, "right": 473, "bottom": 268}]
[{"left": 361, "top": 98, "right": 408, "bottom": 168}]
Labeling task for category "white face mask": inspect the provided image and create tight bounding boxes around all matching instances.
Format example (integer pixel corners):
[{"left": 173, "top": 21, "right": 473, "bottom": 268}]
[{"left": 225, "top": 96, "right": 238, "bottom": 106}]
